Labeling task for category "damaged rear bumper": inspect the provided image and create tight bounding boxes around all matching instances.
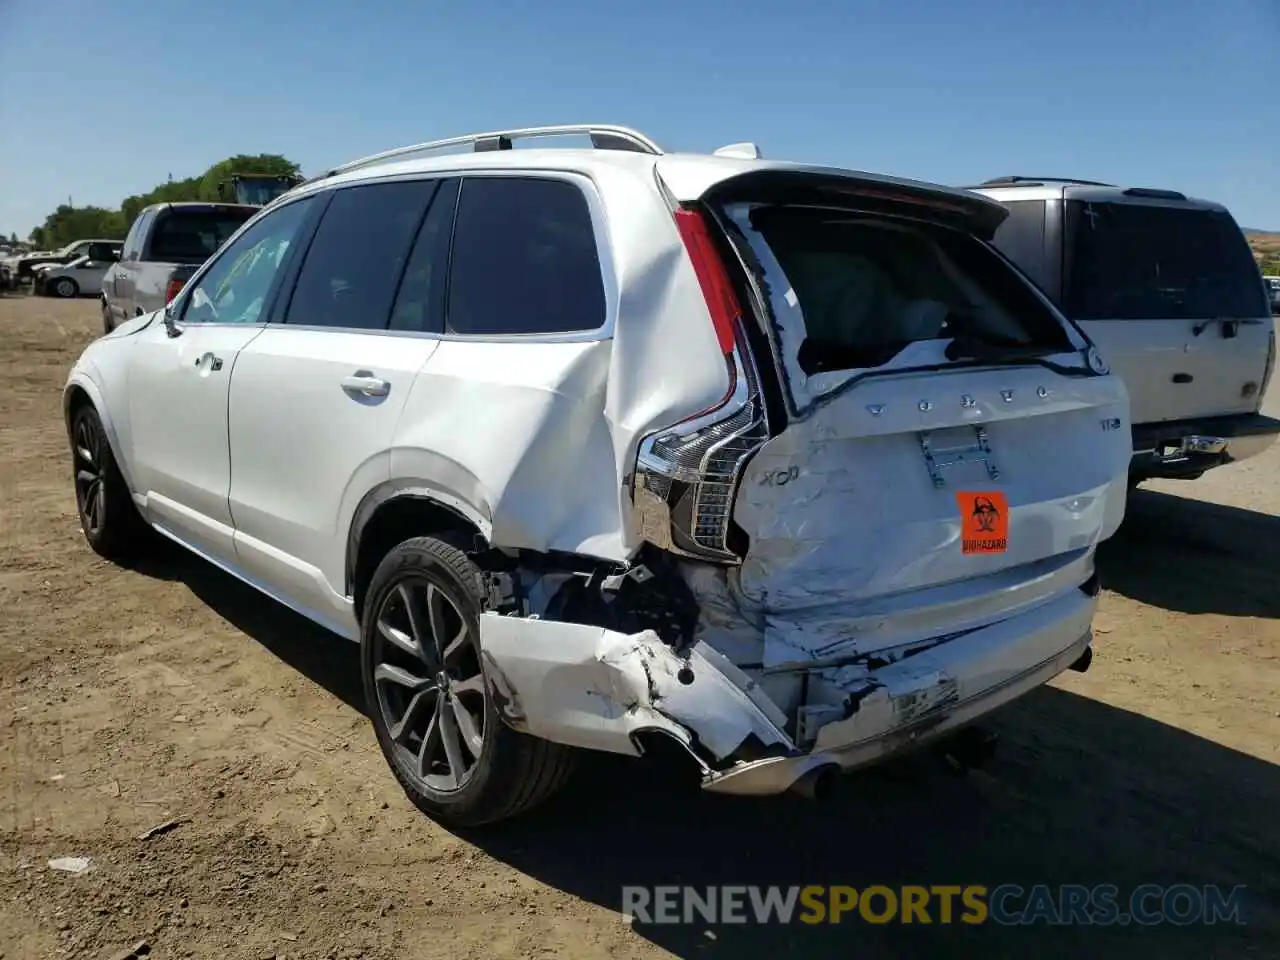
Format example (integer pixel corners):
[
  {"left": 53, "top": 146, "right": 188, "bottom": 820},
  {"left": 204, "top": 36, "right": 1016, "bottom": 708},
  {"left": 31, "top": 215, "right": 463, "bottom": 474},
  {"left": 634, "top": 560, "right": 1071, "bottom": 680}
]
[{"left": 477, "top": 585, "right": 1096, "bottom": 797}]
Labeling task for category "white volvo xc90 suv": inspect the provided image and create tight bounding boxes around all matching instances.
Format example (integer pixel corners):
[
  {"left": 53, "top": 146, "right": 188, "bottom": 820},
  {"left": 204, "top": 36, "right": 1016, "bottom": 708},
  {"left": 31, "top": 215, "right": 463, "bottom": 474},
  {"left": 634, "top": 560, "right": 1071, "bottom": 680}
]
[{"left": 64, "top": 125, "right": 1130, "bottom": 825}]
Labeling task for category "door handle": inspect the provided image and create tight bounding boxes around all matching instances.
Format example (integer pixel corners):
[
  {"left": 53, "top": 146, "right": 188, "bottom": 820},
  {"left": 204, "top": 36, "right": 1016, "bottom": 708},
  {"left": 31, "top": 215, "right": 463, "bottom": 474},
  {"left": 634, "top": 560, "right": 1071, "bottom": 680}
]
[
  {"left": 193, "top": 352, "right": 224, "bottom": 371},
  {"left": 341, "top": 373, "right": 390, "bottom": 397}
]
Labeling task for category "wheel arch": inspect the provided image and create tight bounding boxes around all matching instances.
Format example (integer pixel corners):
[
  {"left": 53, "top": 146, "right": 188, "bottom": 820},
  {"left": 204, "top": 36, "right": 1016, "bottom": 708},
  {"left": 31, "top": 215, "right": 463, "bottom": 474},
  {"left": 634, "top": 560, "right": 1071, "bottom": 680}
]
[
  {"left": 63, "top": 374, "right": 139, "bottom": 497},
  {"left": 347, "top": 483, "right": 493, "bottom": 623}
]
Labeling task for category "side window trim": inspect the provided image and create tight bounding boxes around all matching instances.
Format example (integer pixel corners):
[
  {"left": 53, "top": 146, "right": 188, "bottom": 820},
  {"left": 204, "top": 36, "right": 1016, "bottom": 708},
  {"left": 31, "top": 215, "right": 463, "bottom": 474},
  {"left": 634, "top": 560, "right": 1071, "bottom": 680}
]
[
  {"left": 386, "top": 176, "right": 458, "bottom": 336},
  {"left": 197, "top": 170, "right": 617, "bottom": 343},
  {"left": 383, "top": 178, "right": 445, "bottom": 331}
]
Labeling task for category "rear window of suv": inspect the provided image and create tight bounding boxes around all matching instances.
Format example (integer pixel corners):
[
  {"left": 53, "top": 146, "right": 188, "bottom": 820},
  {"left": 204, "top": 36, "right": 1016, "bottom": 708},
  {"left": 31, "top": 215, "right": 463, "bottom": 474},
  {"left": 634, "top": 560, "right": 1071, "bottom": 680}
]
[
  {"left": 741, "top": 207, "right": 1071, "bottom": 373},
  {"left": 1062, "top": 201, "right": 1267, "bottom": 321},
  {"left": 149, "top": 208, "right": 257, "bottom": 263}
]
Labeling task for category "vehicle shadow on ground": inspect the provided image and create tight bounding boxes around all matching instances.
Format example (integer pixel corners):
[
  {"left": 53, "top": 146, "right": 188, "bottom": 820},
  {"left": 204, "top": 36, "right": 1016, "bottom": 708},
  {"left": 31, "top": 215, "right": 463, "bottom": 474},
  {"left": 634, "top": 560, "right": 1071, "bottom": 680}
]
[
  {"left": 123, "top": 512, "right": 1280, "bottom": 958},
  {"left": 471, "top": 687, "right": 1279, "bottom": 959},
  {"left": 1096, "top": 488, "right": 1280, "bottom": 617},
  {"left": 123, "top": 538, "right": 367, "bottom": 713}
]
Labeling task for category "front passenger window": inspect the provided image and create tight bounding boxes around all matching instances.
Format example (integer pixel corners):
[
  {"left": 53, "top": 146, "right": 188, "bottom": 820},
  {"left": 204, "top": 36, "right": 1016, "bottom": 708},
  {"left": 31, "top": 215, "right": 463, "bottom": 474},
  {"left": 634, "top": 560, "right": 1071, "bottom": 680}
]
[{"left": 182, "top": 198, "right": 315, "bottom": 325}]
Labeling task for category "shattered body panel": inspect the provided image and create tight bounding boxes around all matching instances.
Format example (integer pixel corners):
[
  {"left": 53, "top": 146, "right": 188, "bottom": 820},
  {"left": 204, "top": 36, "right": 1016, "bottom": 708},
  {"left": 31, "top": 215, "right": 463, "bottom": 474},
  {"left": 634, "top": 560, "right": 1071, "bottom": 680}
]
[
  {"left": 457, "top": 164, "right": 1129, "bottom": 796},
  {"left": 731, "top": 363, "right": 1129, "bottom": 667},
  {"left": 477, "top": 579, "right": 1095, "bottom": 795}
]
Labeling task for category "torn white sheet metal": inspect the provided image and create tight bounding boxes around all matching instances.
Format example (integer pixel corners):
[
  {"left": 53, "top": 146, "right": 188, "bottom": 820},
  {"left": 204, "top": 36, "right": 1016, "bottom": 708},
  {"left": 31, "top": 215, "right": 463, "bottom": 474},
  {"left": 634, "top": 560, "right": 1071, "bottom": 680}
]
[
  {"left": 677, "top": 563, "right": 766, "bottom": 666},
  {"left": 727, "top": 363, "right": 1128, "bottom": 668},
  {"left": 477, "top": 613, "right": 793, "bottom": 761},
  {"left": 703, "top": 586, "right": 1095, "bottom": 795},
  {"left": 478, "top": 582, "right": 1094, "bottom": 797}
]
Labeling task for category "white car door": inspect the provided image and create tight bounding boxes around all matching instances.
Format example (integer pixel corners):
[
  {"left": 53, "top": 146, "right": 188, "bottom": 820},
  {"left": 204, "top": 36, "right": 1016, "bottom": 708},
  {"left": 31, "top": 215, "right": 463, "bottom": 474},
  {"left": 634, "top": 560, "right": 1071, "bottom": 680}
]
[
  {"left": 126, "top": 196, "right": 319, "bottom": 562},
  {"left": 226, "top": 178, "right": 454, "bottom": 633}
]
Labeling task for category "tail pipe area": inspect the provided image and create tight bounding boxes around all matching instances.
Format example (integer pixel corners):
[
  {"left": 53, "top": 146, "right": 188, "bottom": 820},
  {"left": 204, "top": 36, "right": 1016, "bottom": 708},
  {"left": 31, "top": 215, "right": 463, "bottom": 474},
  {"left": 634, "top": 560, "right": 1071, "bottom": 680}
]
[{"left": 788, "top": 763, "right": 841, "bottom": 801}]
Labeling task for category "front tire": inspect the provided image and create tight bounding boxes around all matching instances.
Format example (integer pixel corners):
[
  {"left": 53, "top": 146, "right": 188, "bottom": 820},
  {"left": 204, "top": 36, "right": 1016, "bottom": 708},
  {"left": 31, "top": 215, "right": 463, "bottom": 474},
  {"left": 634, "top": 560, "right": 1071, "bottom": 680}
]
[
  {"left": 52, "top": 277, "right": 78, "bottom": 298},
  {"left": 70, "top": 403, "right": 150, "bottom": 560},
  {"left": 361, "top": 536, "right": 574, "bottom": 826}
]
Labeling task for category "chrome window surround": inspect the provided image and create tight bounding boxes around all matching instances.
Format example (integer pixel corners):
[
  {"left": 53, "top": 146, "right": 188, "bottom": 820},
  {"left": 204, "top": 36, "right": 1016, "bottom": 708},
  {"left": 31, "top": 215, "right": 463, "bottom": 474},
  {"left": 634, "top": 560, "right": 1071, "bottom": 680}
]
[
  {"left": 630, "top": 327, "right": 769, "bottom": 564},
  {"left": 170, "top": 169, "right": 620, "bottom": 345}
]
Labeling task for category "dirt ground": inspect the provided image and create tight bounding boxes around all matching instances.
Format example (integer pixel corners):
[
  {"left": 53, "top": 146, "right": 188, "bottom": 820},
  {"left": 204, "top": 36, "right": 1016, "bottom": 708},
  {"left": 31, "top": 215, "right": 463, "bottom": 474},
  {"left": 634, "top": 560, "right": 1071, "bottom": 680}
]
[{"left": 2, "top": 295, "right": 1278, "bottom": 960}]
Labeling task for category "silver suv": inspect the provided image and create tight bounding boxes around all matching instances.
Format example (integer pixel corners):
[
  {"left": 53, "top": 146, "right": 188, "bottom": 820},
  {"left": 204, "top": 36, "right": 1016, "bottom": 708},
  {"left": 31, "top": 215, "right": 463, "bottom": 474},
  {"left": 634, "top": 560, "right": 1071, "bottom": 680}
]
[
  {"left": 970, "top": 176, "right": 1278, "bottom": 483},
  {"left": 65, "top": 126, "right": 1130, "bottom": 826}
]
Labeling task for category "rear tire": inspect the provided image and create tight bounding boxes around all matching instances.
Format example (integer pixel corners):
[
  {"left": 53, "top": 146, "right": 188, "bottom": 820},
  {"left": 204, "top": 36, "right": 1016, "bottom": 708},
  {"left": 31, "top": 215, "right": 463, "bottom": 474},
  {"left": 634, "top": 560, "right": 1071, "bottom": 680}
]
[
  {"left": 361, "top": 536, "right": 575, "bottom": 826},
  {"left": 70, "top": 403, "right": 151, "bottom": 561}
]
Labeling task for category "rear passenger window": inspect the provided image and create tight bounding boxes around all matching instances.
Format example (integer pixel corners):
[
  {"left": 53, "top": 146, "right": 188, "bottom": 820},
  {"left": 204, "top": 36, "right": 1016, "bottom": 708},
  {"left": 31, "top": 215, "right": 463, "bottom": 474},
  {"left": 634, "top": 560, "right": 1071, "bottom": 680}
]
[
  {"left": 446, "top": 177, "right": 605, "bottom": 336},
  {"left": 284, "top": 180, "right": 438, "bottom": 330}
]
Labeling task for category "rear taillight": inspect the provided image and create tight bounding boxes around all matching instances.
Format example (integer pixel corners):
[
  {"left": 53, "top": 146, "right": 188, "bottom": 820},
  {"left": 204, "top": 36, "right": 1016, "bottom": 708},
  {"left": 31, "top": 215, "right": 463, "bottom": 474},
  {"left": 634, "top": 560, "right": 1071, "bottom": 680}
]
[
  {"left": 673, "top": 209, "right": 741, "bottom": 359},
  {"left": 165, "top": 278, "right": 185, "bottom": 304},
  {"left": 630, "top": 205, "right": 768, "bottom": 564}
]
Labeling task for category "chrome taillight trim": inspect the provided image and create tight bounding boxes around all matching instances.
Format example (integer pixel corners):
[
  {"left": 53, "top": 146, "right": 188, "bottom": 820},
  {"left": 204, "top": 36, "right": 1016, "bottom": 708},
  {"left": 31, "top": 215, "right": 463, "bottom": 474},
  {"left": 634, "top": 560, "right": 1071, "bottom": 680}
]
[{"left": 630, "top": 342, "right": 769, "bottom": 563}]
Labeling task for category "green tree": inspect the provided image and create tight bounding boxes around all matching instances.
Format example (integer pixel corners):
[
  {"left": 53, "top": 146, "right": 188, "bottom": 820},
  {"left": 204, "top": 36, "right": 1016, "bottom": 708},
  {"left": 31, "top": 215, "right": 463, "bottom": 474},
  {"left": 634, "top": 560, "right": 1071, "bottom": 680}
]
[
  {"left": 121, "top": 175, "right": 202, "bottom": 224},
  {"left": 197, "top": 154, "right": 300, "bottom": 201},
  {"left": 7, "top": 232, "right": 15, "bottom": 244},
  {"left": 29, "top": 153, "right": 303, "bottom": 248},
  {"left": 28, "top": 205, "right": 129, "bottom": 249}
]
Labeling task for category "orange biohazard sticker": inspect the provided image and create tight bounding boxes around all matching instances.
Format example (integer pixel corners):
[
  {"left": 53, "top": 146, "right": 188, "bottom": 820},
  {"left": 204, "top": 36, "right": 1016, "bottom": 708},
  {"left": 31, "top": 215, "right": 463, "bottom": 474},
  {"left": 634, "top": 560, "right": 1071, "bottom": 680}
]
[{"left": 956, "top": 491, "right": 1009, "bottom": 555}]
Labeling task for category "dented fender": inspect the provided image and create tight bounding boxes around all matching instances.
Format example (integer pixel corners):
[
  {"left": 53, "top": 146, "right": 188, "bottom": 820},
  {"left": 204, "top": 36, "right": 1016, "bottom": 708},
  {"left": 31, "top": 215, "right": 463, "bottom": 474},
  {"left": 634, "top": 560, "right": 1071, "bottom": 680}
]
[{"left": 477, "top": 613, "right": 794, "bottom": 762}]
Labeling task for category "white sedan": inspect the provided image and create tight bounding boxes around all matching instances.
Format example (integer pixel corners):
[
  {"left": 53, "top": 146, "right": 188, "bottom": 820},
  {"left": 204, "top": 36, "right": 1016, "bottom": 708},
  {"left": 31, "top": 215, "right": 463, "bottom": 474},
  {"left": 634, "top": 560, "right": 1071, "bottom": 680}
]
[{"left": 37, "top": 249, "right": 120, "bottom": 298}]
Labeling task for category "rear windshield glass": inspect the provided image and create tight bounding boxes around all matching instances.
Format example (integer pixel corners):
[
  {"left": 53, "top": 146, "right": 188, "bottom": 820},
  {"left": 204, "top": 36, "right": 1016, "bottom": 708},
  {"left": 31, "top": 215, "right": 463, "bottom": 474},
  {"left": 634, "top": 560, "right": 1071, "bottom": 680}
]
[
  {"left": 1062, "top": 201, "right": 1267, "bottom": 320},
  {"left": 149, "top": 209, "right": 256, "bottom": 263},
  {"left": 744, "top": 208, "right": 1070, "bottom": 373}
]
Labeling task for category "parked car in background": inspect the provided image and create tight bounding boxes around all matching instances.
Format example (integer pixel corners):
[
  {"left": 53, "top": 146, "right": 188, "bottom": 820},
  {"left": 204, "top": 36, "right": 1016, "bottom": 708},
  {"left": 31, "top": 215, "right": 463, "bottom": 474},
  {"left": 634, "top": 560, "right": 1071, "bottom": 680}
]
[
  {"left": 8, "top": 238, "right": 122, "bottom": 288},
  {"left": 65, "top": 124, "right": 1129, "bottom": 827},
  {"left": 34, "top": 243, "right": 122, "bottom": 298},
  {"left": 101, "top": 202, "right": 259, "bottom": 332},
  {"left": 968, "top": 177, "right": 1278, "bottom": 484},
  {"left": 1264, "top": 276, "right": 1280, "bottom": 314}
]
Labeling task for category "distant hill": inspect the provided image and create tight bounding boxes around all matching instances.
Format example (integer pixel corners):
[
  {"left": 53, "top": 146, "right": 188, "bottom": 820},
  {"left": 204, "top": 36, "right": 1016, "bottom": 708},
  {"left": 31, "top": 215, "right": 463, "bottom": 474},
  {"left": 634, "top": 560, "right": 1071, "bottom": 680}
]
[{"left": 1250, "top": 231, "right": 1280, "bottom": 275}]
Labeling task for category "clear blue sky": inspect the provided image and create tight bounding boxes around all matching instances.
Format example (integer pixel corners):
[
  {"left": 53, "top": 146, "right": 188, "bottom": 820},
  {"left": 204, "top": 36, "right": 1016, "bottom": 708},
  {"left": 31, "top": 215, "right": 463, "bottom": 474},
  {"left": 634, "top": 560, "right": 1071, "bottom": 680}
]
[{"left": 1, "top": 0, "right": 1277, "bottom": 239}]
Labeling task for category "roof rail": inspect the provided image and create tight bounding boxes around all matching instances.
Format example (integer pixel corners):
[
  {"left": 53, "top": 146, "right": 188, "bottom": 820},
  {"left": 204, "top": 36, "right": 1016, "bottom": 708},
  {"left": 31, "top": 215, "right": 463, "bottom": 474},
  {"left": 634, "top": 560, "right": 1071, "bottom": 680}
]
[
  {"left": 968, "top": 175, "right": 1115, "bottom": 188},
  {"left": 323, "top": 124, "right": 664, "bottom": 179}
]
